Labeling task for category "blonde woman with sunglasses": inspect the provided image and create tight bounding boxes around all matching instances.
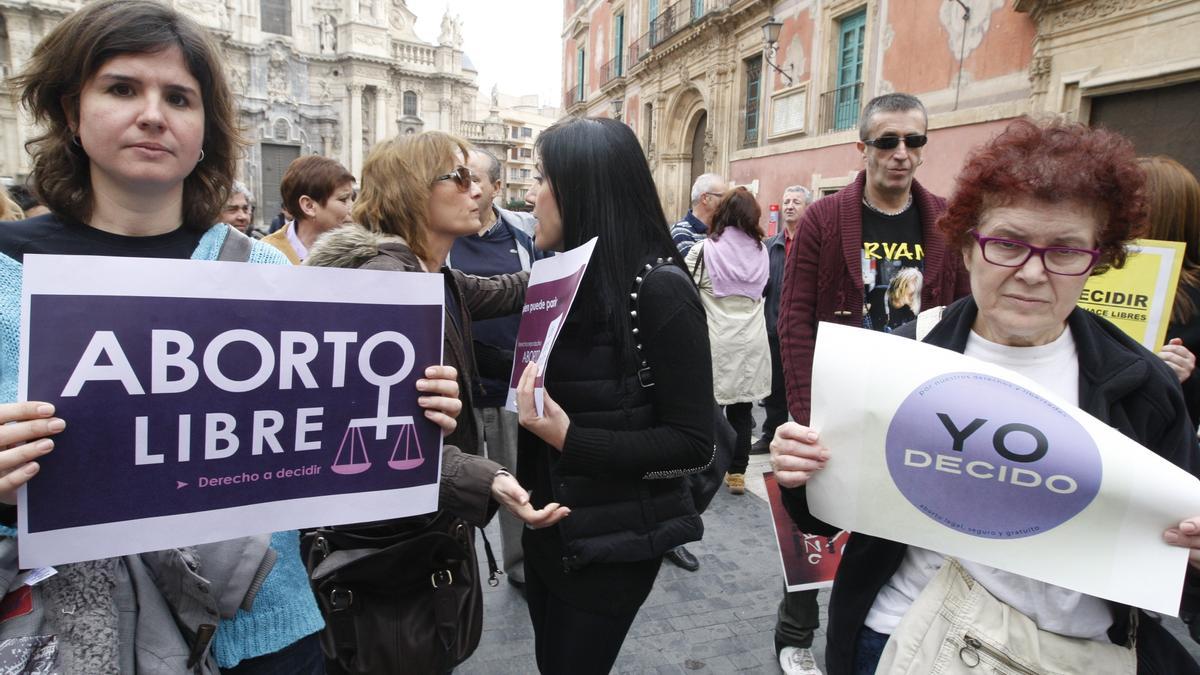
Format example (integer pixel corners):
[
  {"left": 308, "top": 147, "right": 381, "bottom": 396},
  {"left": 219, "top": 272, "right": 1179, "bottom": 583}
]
[{"left": 305, "top": 132, "right": 561, "bottom": 506}]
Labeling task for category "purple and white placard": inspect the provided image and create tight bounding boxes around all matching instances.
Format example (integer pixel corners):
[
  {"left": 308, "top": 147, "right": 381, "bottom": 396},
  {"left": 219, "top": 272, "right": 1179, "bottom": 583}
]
[
  {"left": 505, "top": 238, "right": 597, "bottom": 416},
  {"left": 809, "top": 322, "right": 1200, "bottom": 615},
  {"left": 18, "top": 255, "right": 444, "bottom": 568}
]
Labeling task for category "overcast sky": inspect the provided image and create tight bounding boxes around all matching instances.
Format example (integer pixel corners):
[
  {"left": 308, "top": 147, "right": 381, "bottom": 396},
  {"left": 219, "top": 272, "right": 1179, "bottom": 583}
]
[{"left": 405, "top": 0, "right": 564, "bottom": 107}]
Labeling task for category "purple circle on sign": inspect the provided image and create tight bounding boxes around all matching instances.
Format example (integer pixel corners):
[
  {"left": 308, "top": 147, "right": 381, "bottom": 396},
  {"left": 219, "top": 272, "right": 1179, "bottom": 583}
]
[{"left": 885, "top": 372, "right": 1102, "bottom": 539}]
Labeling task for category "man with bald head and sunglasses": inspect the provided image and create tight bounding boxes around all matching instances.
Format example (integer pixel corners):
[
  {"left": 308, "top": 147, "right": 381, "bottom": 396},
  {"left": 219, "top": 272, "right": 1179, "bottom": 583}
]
[{"left": 776, "top": 93, "right": 970, "bottom": 432}]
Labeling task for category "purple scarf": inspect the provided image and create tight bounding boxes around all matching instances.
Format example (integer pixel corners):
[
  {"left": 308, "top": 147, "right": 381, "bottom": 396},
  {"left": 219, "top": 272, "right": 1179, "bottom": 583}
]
[{"left": 703, "top": 228, "right": 768, "bottom": 299}]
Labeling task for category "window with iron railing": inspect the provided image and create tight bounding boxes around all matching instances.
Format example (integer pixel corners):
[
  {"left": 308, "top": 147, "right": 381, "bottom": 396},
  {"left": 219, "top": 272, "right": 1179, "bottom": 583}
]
[
  {"left": 615, "top": 13, "right": 625, "bottom": 77},
  {"left": 829, "top": 9, "right": 865, "bottom": 132},
  {"left": 576, "top": 48, "right": 586, "bottom": 102},
  {"left": 743, "top": 55, "right": 763, "bottom": 147}
]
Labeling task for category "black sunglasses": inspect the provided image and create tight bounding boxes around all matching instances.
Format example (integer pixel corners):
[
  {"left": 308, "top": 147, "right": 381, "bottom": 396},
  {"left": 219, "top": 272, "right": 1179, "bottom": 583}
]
[
  {"left": 863, "top": 134, "right": 928, "bottom": 150},
  {"left": 432, "top": 166, "right": 474, "bottom": 191}
]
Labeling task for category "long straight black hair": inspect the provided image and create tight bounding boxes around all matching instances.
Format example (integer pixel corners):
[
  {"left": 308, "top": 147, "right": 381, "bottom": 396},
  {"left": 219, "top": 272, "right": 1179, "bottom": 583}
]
[{"left": 536, "top": 116, "right": 685, "bottom": 360}]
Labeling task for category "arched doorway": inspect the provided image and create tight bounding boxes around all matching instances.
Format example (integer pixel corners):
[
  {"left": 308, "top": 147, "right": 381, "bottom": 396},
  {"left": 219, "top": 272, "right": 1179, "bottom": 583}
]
[{"left": 689, "top": 111, "right": 708, "bottom": 187}]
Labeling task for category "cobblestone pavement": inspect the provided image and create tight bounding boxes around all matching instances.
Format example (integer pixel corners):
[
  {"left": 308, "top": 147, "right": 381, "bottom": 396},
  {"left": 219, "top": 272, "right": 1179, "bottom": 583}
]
[{"left": 459, "top": 409, "right": 1200, "bottom": 674}]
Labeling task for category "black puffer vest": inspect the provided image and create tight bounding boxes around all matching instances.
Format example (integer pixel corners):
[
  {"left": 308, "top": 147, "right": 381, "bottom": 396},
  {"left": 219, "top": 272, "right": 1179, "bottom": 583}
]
[{"left": 542, "top": 315, "right": 703, "bottom": 570}]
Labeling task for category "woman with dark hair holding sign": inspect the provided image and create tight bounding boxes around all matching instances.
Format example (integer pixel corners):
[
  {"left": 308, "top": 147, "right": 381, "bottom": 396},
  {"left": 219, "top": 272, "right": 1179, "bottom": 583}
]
[
  {"left": 0, "top": 1, "right": 468, "bottom": 671},
  {"left": 770, "top": 119, "right": 1200, "bottom": 674},
  {"left": 511, "top": 116, "right": 714, "bottom": 674}
]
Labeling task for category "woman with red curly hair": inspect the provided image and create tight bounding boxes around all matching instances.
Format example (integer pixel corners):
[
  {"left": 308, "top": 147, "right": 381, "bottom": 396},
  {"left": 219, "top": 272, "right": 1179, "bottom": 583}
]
[{"left": 770, "top": 118, "right": 1200, "bottom": 674}]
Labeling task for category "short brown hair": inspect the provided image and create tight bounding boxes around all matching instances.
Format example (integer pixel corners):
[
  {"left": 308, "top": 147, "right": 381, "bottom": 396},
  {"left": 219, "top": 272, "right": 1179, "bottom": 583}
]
[
  {"left": 280, "top": 155, "right": 355, "bottom": 224},
  {"left": 938, "top": 117, "right": 1146, "bottom": 270},
  {"left": 13, "top": 0, "right": 241, "bottom": 230},
  {"left": 352, "top": 132, "right": 470, "bottom": 264},
  {"left": 710, "top": 187, "right": 764, "bottom": 247}
]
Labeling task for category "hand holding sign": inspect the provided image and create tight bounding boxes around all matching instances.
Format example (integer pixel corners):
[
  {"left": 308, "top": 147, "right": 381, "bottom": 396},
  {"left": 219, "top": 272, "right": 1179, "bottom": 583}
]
[
  {"left": 516, "top": 362, "right": 569, "bottom": 451},
  {"left": 0, "top": 401, "right": 65, "bottom": 505},
  {"left": 1165, "top": 518, "right": 1200, "bottom": 571},
  {"left": 769, "top": 422, "right": 829, "bottom": 489},
  {"left": 415, "top": 365, "right": 462, "bottom": 436},
  {"left": 1157, "top": 338, "right": 1196, "bottom": 384}
]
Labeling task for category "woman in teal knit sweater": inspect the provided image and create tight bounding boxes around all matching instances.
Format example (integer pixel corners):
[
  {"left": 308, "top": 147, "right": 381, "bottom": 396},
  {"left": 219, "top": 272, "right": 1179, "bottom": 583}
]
[{"left": 0, "top": 1, "right": 469, "bottom": 671}]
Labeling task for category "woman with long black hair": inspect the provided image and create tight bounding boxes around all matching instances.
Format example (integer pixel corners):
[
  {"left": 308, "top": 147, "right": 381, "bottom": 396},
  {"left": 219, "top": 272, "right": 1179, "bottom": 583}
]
[{"left": 514, "top": 117, "right": 715, "bottom": 674}]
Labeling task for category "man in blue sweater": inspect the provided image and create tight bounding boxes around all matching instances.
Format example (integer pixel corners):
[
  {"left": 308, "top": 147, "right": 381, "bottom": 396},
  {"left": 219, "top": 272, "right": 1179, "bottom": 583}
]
[
  {"left": 670, "top": 173, "right": 727, "bottom": 256},
  {"left": 448, "top": 147, "right": 539, "bottom": 588}
]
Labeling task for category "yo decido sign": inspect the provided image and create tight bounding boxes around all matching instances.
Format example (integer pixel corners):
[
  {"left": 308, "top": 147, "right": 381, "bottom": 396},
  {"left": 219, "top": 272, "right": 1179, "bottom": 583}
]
[{"left": 885, "top": 372, "right": 1102, "bottom": 540}]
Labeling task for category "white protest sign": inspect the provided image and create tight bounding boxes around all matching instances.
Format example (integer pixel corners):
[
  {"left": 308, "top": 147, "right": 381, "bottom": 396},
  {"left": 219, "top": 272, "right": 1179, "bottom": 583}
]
[
  {"left": 808, "top": 322, "right": 1200, "bottom": 615},
  {"left": 505, "top": 238, "right": 597, "bottom": 415}
]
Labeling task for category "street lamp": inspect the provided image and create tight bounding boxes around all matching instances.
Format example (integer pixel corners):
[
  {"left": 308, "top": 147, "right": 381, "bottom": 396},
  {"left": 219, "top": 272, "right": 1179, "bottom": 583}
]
[
  {"left": 611, "top": 98, "right": 624, "bottom": 121},
  {"left": 762, "top": 16, "right": 794, "bottom": 87}
]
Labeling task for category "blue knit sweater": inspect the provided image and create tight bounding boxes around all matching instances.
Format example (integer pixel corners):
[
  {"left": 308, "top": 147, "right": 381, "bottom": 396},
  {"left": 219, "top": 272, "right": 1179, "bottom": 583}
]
[{"left": 0, "top": 222, "right": 325, "bottom": 668}]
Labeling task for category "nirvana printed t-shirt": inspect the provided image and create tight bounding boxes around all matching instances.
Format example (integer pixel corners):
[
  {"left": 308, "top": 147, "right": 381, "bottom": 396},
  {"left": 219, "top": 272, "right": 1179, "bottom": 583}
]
[{"left": 861, "top": 204, "right": 924, "bottom": 332}]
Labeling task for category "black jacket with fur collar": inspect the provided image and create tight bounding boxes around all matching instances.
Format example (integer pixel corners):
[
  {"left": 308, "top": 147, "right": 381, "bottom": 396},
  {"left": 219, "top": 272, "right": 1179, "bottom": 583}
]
[
  {"left": 782, "top": 296, "right": 1200, "bottom": 675},
  {"left": 305, "top": 225, "right": 528, "bottom": 456}
]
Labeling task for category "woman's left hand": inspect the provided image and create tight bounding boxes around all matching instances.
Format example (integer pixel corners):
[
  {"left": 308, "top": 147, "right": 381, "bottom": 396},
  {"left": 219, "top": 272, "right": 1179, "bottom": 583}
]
[
  {"left": 417, "top": 365, "right": 462, "bottom": 437},
  {"left": 1158, "top": 338, "right": 1195, "bottom": 383},
  {"left": 1164, "top": 517, "right": 1200, "bottom": 570},
  {"left": 515, "top": 362, "right": 569, "bottom": 451}
]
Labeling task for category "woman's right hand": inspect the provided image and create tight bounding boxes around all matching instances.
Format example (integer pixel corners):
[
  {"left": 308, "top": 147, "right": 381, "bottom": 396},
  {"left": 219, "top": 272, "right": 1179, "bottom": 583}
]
[
  {"left": 490, "top": 471, "right": 570, "bottom": 529},
  {"left": 769, "top": 422, "right": 829, "bottom": 489},
  {"left": 0, "top": 402, "right": 65, "bottom": 505},
  {"left": 1158, "top": 338, "right": 1196, "bottom": 383}
]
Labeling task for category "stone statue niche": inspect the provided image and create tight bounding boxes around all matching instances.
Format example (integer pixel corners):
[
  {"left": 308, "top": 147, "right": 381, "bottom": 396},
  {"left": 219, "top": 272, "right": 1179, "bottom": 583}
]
[{"left": 319, "top": 14, "right": 337, "bottom": 53}]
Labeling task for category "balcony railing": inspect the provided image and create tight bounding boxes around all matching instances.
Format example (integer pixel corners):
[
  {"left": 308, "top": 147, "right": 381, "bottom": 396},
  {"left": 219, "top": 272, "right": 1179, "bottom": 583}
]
[
  {"left": 563, "top": 86, "right": 584, "bottom": 111},
  {"left": 391, "top": 41, "right": 436, "bottom": 67},
  {"left": 600, "top": 54, "right": 624, "bottom": 88},
  {"left": 817, "top": 82, "right": 863, "bottom": 134},
  {"left": 628, "top": 0, "right": 726, "bottom": 67},
  {"left": 457, "top": 121, "right": 486, "bottom": 140}
]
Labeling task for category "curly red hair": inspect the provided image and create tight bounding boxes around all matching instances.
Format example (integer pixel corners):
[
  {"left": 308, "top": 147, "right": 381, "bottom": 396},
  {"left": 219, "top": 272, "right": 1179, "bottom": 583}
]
[{"left": 938, "top": 117, "right": 1147, "bottom": 270}]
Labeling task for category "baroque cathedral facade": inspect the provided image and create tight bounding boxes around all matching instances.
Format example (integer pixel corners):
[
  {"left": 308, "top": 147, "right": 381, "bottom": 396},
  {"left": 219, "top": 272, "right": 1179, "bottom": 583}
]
[{"left": 0, "top": 0, "right": 501, "bottom": 221}]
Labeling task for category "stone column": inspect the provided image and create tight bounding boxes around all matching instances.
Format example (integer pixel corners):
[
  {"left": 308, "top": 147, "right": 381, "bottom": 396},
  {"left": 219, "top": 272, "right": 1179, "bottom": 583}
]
[
  {"left": 347, "top": 84, "right": 364, "bottom": 176},
  {"left": 376, "top": 89, "right": 391, "bottom": 143},
  {"left": 7, "top": 12, "right": 37, "bottom": 175}
]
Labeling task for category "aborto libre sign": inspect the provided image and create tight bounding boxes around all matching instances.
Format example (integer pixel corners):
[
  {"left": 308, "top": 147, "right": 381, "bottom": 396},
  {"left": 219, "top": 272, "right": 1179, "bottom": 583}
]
[{"left": 18, "top": 255, "right": 444, "bottom": 568}]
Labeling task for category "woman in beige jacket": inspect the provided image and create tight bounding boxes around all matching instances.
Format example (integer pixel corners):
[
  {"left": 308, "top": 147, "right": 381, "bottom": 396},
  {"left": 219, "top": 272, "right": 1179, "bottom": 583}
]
[{"left": 685, "top": 187, "right": 771, "bottom": 494}]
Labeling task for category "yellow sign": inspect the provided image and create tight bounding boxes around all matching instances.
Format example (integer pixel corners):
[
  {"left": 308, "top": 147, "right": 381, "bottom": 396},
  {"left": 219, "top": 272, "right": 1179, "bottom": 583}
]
[{"left": 1078, "top": 239, "right": 1186, "bottom": 350}]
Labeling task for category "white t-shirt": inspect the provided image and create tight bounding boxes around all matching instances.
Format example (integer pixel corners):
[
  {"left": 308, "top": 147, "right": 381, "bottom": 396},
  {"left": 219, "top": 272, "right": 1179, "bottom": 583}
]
[{"left": 864, "top": 327, "right": 1114, "bottom": 641}]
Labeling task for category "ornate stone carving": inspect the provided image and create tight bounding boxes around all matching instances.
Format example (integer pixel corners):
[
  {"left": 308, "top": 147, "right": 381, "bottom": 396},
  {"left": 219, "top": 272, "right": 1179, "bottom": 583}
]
[
  {"left": 702, "top": 127, "right": 715, "bottom": 168},
  {"left": 319, "top": 15, "right": 337, "bottom": 53},
  {"left": 357, "top": 32, "right": 385, "bottom": 48},
  {"left": 1029, "top": 53, "right": 1052, "bottom": 93},
  {"left": 439, "top": 11, "right": 453, "bottom": 45},
  {"left": 267, "top": 44, "right": 292, "bottom": 104},
  {"left": 1051, "top": 0, "right": 1151, "bottom": 30},
  {"left": 390, "top": 0, "right": 407, "bottom": 30},
  {"left": 228, "top": 67, "right": 248, "bottom": 96},
  {"left": 177, "top": 0, "right": 220, "bottom": 25},
  {"left": 676, "top": 61, "right": 689, "bottom": 86}
]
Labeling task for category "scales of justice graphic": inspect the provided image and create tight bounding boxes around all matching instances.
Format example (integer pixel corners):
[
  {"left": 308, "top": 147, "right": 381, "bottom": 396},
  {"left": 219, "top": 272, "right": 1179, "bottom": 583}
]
[{"left": 329, "top": 332, "right": 425, "bottom": 475}]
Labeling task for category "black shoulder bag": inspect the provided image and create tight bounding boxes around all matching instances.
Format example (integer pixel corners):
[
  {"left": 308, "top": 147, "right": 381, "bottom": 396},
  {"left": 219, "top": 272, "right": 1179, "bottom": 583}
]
[
  {"left": 631, "top": 257, "right": 735, "bottom": 513},
  {"left": 301, "top": 513, "right": 500, "bottom": 674}
]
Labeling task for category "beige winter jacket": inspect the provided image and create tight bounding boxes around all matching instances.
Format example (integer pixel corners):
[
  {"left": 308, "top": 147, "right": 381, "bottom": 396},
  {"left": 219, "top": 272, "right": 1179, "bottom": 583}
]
[{"left": 685, "top": 241, "right": 772, "bottom": 405}]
